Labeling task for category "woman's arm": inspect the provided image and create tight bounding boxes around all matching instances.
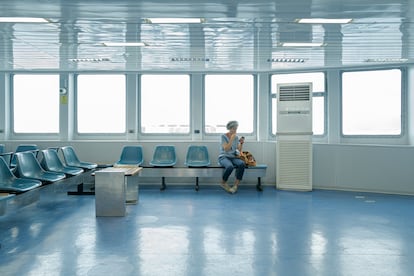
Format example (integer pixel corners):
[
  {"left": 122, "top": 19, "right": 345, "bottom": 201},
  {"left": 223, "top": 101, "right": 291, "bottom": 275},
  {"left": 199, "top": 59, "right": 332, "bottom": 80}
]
[{"left": 222, "top": 134, "right": 236, "bottom": 151}]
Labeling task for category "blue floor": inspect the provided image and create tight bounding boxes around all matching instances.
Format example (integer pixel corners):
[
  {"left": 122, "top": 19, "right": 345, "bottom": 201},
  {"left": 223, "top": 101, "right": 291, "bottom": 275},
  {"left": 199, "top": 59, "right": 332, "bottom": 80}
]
[{"left": 1, "top": 183, "right": 414, "bottom": 276}]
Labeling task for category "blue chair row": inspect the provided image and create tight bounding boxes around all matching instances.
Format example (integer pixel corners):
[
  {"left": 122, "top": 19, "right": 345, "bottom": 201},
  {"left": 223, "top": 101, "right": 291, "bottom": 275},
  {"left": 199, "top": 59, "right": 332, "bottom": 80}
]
[
  {"left": 40, "top": 149, "right": 84, "bottom": 176},
  {"left": 114, "top": 145, "right": 210, "bottom": 168},
  {"left": 14, "top": 151, "right": 66, "bottom": 183},
  {"left": 0, "top": 156, "right": 42, "bottom": 193},
  {"left": 114, "top": 145, "right": 210, "bottom": 191},
  {"left": 0, "top": 145, "right": 98, "bottom": 193},
  {"left": 0, "top": 144, "right": 44, "bottom": 193}
]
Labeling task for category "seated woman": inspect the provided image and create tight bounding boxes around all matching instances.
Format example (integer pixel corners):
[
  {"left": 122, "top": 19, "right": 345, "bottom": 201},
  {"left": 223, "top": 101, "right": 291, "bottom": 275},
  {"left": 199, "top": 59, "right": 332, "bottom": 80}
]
[{"left": 218, "top": 120, "right": 245, "bottom": 194}]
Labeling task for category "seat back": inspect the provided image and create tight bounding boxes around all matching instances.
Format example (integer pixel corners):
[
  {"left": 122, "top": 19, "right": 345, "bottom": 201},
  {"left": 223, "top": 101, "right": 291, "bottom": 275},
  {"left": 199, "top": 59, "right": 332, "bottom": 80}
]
[
  {"left": 0, "top": 144, "right": 4, "bottom": 154},
  {"left": 41, "top": 149, "right": 65, "bottom": 171},
  {"left": 15, "top": 151, "right": 45, "bottom": 179},
  {"left": 10, "top": 144, "right": 39, "bottom": 168},
  {"left": 0, "top": 156, "right": 16, "bottom": 182},
  {"left": 185, "top": 145, "right": 210, "bottom": 167},
  {"left": 150, "top": 145, "right": 177, "bottom": 167},
  {"left": 116, "top": 146, "right": 144, "bottom": 166},
  {"left": 61, "top": 146, "right": 97, "bottom": 169},
  {"left": 60, "top": 146, "right": 81, "bottom": 166},
  {"left": 0, "top": 156, "right": 43, "bottom": 192}
]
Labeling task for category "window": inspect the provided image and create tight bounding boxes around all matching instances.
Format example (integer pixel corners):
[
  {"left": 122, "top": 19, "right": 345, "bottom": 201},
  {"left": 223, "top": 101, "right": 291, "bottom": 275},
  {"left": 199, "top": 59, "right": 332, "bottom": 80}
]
[
  {"left": 204, "top": 75, "right": 254, "bottom": 134},
  {"left": 141, "top": 75, "right": 190, "bottom": 134},
  {"left": 342, "top": 69, "right": 401, "bottom": 135},
  {"left": 271, "top": 72, "right": 325, "bottom": 135},
  {"left": 13, "top": 74, "right": 59, "bottom": 133},
  {"left": 77, "top": 74, "right": 126, "bottom": 133}
]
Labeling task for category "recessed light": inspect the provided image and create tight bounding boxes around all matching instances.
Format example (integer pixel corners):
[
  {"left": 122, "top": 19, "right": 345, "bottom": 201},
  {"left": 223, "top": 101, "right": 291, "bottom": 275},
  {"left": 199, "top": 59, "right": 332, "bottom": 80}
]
[
  {"left": 0, "top": 17, "right": 50, "bottom": 23},
  {"left": 144, "top": 18, "right": 205, "bottom": 24},
  {"left": 171, "top": 57, "right": 210, "bottom": 62},
  {"left": 267, "top": 58, "right": 306, "bottom": 63},
  {"left": 69, "top": 58, "right": 110, "bottom": 62},
  {"left": 296, "top": 18, "right": 352, "bottom": 24},
  {"left": 103, "top": 42, "right": 147, "bottom": 47},
  {"left": 280, "top": 42, "right": 325, "bottom": 47},
  {"left": 365, "top": 58, "right": 408, "bottom": 63}
]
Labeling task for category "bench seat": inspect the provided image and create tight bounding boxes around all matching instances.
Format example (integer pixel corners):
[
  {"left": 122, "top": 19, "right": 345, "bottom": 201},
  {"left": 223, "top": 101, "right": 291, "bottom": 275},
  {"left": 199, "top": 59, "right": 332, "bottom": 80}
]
[{"left": 140, "top": 164, "right": 267, "bottom": 191}]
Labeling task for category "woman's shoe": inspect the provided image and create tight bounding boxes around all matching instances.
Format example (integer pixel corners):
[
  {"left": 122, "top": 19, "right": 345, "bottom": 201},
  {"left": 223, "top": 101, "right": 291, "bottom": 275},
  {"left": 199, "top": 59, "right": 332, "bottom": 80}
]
[
  {"left": 230, "top": 185, "right": 238, "bottom": 194},
  {"left": 220, "top": 183, "right": 231, "bottom": 193}
]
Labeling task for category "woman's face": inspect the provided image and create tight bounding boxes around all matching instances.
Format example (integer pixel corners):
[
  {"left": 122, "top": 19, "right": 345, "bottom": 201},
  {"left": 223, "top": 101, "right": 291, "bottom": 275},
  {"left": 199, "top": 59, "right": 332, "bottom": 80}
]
[{"left": 229, "top": 126, "right": 238, "bottom": 134}]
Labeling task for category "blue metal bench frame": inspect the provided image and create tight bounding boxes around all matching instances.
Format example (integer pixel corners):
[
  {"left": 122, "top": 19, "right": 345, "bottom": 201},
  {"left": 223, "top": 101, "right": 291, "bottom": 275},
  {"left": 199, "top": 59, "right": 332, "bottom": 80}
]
[{"left": 140, "top": 164, "right": 267, "bottom": 191}]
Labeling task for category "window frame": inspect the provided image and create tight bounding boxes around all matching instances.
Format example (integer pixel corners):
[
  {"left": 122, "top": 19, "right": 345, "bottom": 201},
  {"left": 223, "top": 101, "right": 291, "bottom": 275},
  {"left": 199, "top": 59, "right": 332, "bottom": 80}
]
[
  {"left": 202, "top": 73, "right": 257, "bottom": 139},
  {"left": 138, "top": 73, "right": 192, "bottom": 139},
  {"left": 340, "top": 67, "right": 405, "bottom": 138},
  {"left": 270, "top": 71, "right": 327, "bottom": 137},
  {"left": 73, "top": 73, "right": 128, "bottom": 139},
  {"left": 10, "top": 73, "right": 61, "bottom": 140}
]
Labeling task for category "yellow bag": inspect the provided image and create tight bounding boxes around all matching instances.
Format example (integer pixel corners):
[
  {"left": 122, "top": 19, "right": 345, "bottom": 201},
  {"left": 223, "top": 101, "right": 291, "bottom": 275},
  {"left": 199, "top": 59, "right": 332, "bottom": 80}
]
[{"left": 238, "top": 151, "right": 257, "bottom": 166}]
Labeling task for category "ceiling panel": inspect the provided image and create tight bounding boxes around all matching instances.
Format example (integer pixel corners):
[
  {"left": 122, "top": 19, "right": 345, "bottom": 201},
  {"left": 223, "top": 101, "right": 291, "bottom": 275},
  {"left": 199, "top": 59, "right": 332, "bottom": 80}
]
[{"left": 0, "top": 0, "right": 413, "bottom": 72}]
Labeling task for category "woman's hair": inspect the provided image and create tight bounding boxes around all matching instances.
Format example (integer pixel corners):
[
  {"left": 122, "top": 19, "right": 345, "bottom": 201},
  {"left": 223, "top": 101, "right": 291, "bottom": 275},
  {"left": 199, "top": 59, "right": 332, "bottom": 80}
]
[{"left": 226, "top": 120, "right": 239, "bottom": 130}]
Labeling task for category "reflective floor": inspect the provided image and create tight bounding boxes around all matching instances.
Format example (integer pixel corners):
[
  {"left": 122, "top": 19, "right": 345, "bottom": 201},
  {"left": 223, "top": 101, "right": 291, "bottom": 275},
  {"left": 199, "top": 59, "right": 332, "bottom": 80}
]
[{"left": 1, "top": 183, "right": 414, "bottom": 276}]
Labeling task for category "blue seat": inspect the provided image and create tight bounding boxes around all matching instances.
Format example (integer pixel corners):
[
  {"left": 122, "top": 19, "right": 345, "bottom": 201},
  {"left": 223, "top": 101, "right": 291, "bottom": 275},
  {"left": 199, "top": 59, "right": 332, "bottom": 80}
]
[
  {"left": 0, "top": 144, "right": 12, "bottom": 166},
  {"left": 149, "top": 145, "right": 177, "bottom": 167},
  {"left": 114, "top": 146, "right": 144, "bottom": 167},
  {"left": 60, "top": 146, "right": 98, "bottom": 170},
  {"left": 184, "top": 145, "right": 211, "bottom": 167},
  {"left": 149, "top": 145, "right": 177, "bottom": 191},
  {"left": 10, "top": 144, "right": 39, "bottom": 168},
  {"left": 184, "top": 145, "right": 211, "bottom": 191},
  {"left": 40, "top": 149, "right": 84, "bottom": 176},
  {"left": 14, "top": 152, "right": 66, "bottom": 183},
  {"left": 0, "top": 156, "right": 42, "bottom": 193}
]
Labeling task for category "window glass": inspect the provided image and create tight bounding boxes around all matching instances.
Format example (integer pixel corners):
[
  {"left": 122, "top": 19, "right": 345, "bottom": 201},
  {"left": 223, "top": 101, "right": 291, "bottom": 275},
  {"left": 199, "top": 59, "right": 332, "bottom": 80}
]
[
  {"left": 204, "top": 75, "right": 254, "bottom": 133},
  {"left": 342, "top": 69, "right": 401, "bottom": 135},
  {"left": 141, "top": 75, "right": 190, "bottom": 134},
  {"left": 271, "top": 72, "right": 325, "bottom": 135},
  {"left": 13, "top": 74, "right": 59, "bottom": 133},
  {"left": 77, "top": 75, "right": 126, "bottom": 133}
]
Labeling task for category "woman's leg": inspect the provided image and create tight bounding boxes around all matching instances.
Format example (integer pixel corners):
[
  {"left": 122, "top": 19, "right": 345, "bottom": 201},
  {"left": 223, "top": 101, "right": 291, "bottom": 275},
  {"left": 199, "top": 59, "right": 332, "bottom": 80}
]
[
  {"left": 230, "top": 158, "right": 245, "bottom": 193},
  {"left": 218, "top": 157, "right": 234, "bottom": 192},
  {"left": 233, "top": 158, "right": 245, "bottom": 181},
  {"left": 219, "top": 157, "right": 234, "bottom": 182}
]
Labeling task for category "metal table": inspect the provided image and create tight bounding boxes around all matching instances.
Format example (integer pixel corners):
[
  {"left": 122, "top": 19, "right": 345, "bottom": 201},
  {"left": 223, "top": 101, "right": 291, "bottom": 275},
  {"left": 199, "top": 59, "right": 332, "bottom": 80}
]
[{"left": 95, "top": 167, "right": 142, "bottom": 217}]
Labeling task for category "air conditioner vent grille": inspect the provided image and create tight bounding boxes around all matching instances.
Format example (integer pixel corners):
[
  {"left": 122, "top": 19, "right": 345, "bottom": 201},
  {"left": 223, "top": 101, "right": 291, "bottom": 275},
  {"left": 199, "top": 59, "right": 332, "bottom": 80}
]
[
  {"left": 276, "top": 139, "right": 312, "bottom": 191},
  {"left": 279, "top": 85, "right": 310, "bottom": 101}
]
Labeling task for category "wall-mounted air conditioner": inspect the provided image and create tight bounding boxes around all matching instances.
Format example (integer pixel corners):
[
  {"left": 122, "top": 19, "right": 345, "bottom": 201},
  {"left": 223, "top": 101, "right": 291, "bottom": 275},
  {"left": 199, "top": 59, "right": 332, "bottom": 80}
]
[
  {"left": 276, "top": 82, "right": 313, "bottom": 191},
  {"left": 277, "top": 83, "right": 312, "bottom": 134}
]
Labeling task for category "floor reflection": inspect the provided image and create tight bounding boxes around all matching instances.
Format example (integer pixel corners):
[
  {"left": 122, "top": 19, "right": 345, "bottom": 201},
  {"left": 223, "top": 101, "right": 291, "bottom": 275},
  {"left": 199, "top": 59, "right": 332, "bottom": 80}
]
[{"left": 1, "top": 185, "right": 414, "bottom": 276}]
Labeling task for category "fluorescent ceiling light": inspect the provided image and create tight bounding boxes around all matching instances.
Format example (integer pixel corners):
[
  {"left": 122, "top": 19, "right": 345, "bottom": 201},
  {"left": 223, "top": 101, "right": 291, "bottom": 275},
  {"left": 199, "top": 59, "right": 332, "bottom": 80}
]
[
  {"left": 267, "top": 58, "right": 306, "bottom": 63},
  {"left": 280, "top": 42, "right": 325, "bottom": 47},
  {"left": 145, "top": 18, "right": 205, "bottom": 24},
  {"left": 103, "top": 42, "right": 147, "bottom": 47},
  {"left": 69, "top": 58, "right": 110, "bottom": 62},
  {"left": 365, "top": 58, "right": 408, "bottom": 63},
  {"left": 297, "top": 18, "right": 352, "bottom": 24},
  {"left": 171, "top": 57, "right": 210, "bottom": 62},
  {"left": 0, "top": 17, "right": 50, "bottom": 23}
]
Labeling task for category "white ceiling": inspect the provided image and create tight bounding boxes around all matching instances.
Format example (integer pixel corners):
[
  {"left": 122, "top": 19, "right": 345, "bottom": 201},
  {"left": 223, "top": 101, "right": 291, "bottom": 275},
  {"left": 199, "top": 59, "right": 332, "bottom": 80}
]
[{"left": 0, "top": 0, "right": 413, "bottom": 72}]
